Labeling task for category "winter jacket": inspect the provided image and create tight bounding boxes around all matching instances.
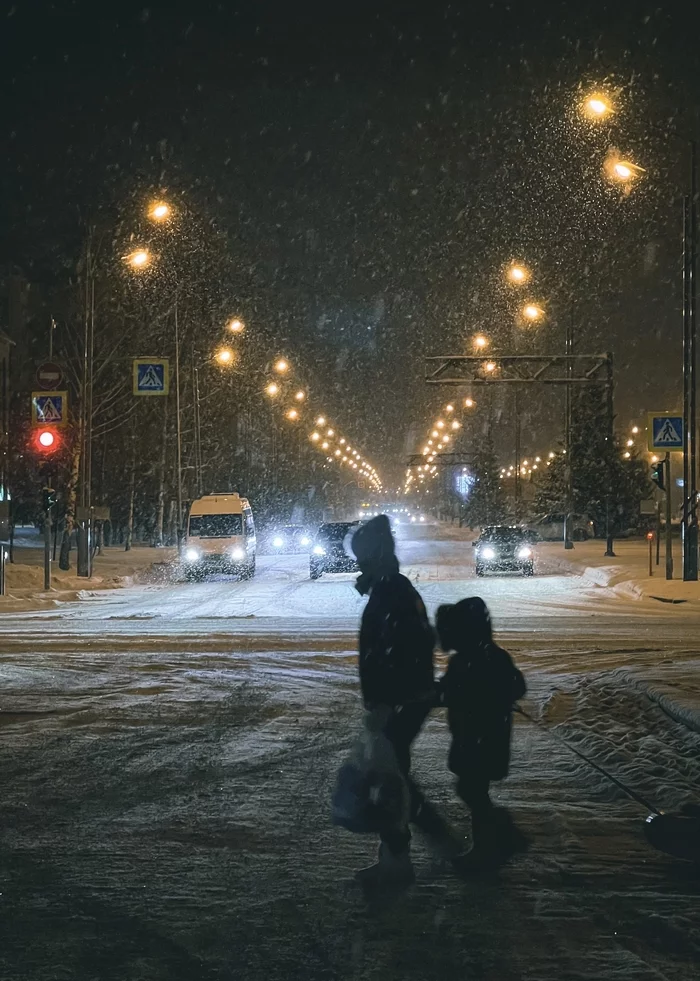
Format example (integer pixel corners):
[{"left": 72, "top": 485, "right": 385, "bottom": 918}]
[
  {"left": 358, "top": 573, "right": 435, "bottom": 709},
  {"left": 440, "top": 642, "right": 525, "bottom": 781}
]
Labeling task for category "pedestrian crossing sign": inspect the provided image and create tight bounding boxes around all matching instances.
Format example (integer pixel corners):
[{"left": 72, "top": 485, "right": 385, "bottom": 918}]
[
  {"left": 32, "top": 391, "right": 68, "bottom": 427},
  {"left": 648, "top": 413, "right": 684, "bottom": 452},
  {"left": 133, "top": 358, "right": 170, "bottom": 396}
]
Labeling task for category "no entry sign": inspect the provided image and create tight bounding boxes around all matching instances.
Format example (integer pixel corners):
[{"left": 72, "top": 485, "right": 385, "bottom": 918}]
[{"left": 36, "top": 362, "right": 64, "bottom": 390}]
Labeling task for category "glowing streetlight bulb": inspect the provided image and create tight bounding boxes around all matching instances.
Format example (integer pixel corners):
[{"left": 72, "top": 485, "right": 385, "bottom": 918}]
[
  {"left": 436, "top": 420, "right": 445, "bottom": 429},
  {"left": 431, "top": 430, "right": 439, "bottom": 438},
  {"left": 321, "top": 441, "right": 329, "bottom": 450},
  {"left": 507, "top": 263, "right": 530, "bottom": 284},
  {"left": 125, "top": 248, "right": 151, "bottom": 269},
  {"left": 215, "top": 347, "right": 235, "bottom": 365},
  {"left": 548, "top": 451, "right": 555, "bottom": 459},
  {"left": 605, "top": 155, "right": 645, "bottom": 183},
  {"left": 464, "top": 398, "right": 475, "bottom": 408},
  {"left": 623, "top": 451, "right": 631, "bottom": 459},
  {"left": 310, "top": 432, "right": 320, "bottom": 441},
  {"left": 583, "top": 94, "right": 612, "bottom": 119},
  {"left": 451, "top": 420, "right": 460, "bottom": 430},
  {"left": 316, "top": 416, "right": 326, "bottom": 426},
  {"left": 473, "top": 334, "right": 488, "bottom": 350},
  {"left": 295, "top": 390, "right": 305, "bottom": 401},
  {"left": 265, "top": 382, "right": 279, "bottom": 397},
  {"left": 286, "top": 408, "right": 299, "bottom": 421},
  {"left": 326, "top": 429, "right": 334, "bottom": 437},
  {"left": 149, "top": 201, "right": 171, "bottom": 222},
  {"left": 484, "top": 361, "right": 496, "bottom": 373},
  {"left": 334, "top": 448, "right": 342, "bottom": 457},
  {"left": 228, "top": 318, "right": 245, "bottom": 334},
  {"left": 631, "top": 425, "right": 639, "bottom": 434},
  {"left": 274, "top": 358, "right": 289, "bottom": 373},
  {"left": 626, "top": 438, "right": 634, "bottom": 447},
  {"left": 522, "top": 304, "right": 544, "bottom": 322}
]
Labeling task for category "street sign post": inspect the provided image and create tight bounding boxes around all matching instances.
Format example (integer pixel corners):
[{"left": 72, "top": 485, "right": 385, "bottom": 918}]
[
  {"left": 31, "top": 391, "right": 68, "bottom": 427},
  {"left": 133, "top": 358, "right": 170, "bottom": 396},
  {"left": 36, "top": 361, "right": 64, "bottom": 390},
  {"left": 648, "top": 413, "right": 684, "bottom": 452}
]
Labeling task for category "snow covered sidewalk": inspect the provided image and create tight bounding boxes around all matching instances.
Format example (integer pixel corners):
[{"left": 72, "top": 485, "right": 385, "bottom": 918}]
[{"left": 536, "top": 538, "right": 700, "bottom": 605}]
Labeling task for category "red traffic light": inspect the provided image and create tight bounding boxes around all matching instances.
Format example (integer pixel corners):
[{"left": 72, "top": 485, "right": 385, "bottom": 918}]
[{"left": 33, "top": 428, "right": 60, "bottom": 453}]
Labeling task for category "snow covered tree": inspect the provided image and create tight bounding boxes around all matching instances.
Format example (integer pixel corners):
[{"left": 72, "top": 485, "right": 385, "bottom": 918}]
[
  {"left": 462, "top": 435, "right": 508, "bottom": 529},
  {"left": 534, "top": 388, "right": 651, "bottom": 536}
]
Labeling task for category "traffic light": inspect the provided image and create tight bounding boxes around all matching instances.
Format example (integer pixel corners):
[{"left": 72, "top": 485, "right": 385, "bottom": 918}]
[
  {"left": 42, "top": 487, "right": 57, "bottom": 511},
  {"left": 651, "top": 461, "right": 665, "bottom": 491},
  {"left": 32, "top": 428, "right": 60, "bottom": 454}
]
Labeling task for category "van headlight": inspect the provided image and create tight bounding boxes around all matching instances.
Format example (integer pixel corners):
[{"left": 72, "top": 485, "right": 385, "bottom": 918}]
[
  {"left": 184, "top": 548, "right": 201, "bottom": 562},
  {"left": 517, "top": 546, "right": 532, "bottom": 559},
  {"left": 481, "top": 547, "right": 496, "bottom": 560},
  {"left": 230, "top": 547, "right": 246, "bottom": 561},
  {"left": 300, "top": 536, "right": 310, "bottom": 546},
  {"left": 312, "top": 545, "right": 326, "bottom": 556},
  {"left": 272, "top": 536, "right": 284, "bottom": 548}
]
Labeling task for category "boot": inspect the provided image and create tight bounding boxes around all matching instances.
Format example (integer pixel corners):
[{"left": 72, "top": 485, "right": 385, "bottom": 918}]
[
  {"left": 355, "top": 843, "right": 415, "bottom": 893},
  {"left": 452, "top": 807, "right": 528, "bottom": 876}
]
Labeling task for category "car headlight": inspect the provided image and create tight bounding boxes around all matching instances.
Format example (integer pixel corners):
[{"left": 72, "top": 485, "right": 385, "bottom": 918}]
[
  {"left": 184, "top": 548, "right": 201, "bottom": 562},
  {"left": 230, "top": 547, "right": 246, "bottom": 561},
  {"left": 481, "top": 547, "right": 496, "bottom": 560},
  {"left": 300, "top": 536, "right": 310, "bottom": 546},
  {"left": 272, "top": 536, "right": 284, "bottom": 548},
  {"left": 312, "top": 545, "right": 326, "bottom": 556},
  {"left": 517, "top": 546, "right": 532, "bottom": 559},
  {"left": 411, "top": 516, "right": 416, "bottom": 522},
  {"left": 419, "top": 515, "right": 425, "bottom": 522}
]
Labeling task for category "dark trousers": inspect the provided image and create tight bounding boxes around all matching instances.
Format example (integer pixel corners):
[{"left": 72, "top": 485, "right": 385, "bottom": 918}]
[{"left": 380, "top": 702, "right": 447, "bottom": 856}]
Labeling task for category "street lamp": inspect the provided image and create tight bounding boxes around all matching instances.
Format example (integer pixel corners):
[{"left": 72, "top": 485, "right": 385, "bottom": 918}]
[
  {"left": 522, "top": 303, "right": 544, "bottom": 322},
  {"left": 604, "top": 155, "right": 645, "bottom": 183},
  {"left": 473, "top": 334, "right": 488, "bottom": 350},
  {"left": 274, "top": 358, "right": 289, "bottom": 373},
  {"left": 266, "top": 382, "right": 279, "bottom": 397},
  {"left": 507, "top": 263, "right": 530, "bottom": 284},
  {"left": 286, "top": 408, "right": 299, "bottom": 421},
  {"left": 464, "top": 397, "right": 475, "bottom": 408},
  {"left": 215, "top": 347, "right": 235, "bottom": 365},
  {"left": 227, "top": 318, "right": 245, "bottom": 334},
  {"left": 124, "top": 248, "right": 151, "bottom": 269},
  {"left": 149, "top": 201, "right": 172, "bottom": 222},
  {"left": 294, "top": 390, "right": 306, "bottom": 401},
  {"left": 581, "top": 93, "right": 613, "bottom": 120}
]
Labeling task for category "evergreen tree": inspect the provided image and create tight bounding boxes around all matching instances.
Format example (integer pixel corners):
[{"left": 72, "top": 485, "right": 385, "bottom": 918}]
[
  {"left": 463, "top": 435, "right": 508, "bottom": 528},
  {"left": 534, "top": 387, "right": 651, "bottom": 535}
]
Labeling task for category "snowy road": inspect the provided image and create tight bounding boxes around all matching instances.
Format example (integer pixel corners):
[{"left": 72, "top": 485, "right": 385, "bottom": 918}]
[{"left": 1, "top": 529, "right": 699, "bottom": 979}]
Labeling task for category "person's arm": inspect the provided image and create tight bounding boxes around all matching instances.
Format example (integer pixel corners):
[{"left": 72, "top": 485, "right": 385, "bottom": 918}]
[{"left": 358, "top": 586, "right": 397, "bottom": 707}]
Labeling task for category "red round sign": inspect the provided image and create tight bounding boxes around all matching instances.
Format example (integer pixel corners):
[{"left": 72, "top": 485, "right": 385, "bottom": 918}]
[{"left": 36, "top": 362, "right": 63, "bottom": 390}]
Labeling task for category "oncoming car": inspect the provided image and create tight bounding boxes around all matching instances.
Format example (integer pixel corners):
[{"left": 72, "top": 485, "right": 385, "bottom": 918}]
[
  {"left": 310, "top": 521, "right": 360, "bottom": 580},
  {"left": 265, "top": 525, "right": 312, "bottom": 554},
  {"left": 183, "top": 493, "right": 256, "bottom": 580},
  {"left": 473, "top": 526, "right": 535, "bottom": 577}
]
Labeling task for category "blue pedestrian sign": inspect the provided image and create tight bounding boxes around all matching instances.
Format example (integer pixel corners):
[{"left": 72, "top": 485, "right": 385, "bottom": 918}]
[
  {"left": 32, "top": 390, "right": 68, "bottom": 427},
  {"left": 648, "top": 413, "right": 684, "bottom": 452},
  {"left": 133, "top": 358, "right": 170, "bottom": 396}
]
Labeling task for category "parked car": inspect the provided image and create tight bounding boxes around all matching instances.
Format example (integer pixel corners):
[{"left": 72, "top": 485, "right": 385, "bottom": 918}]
[
  {"left": 473, "top": 526, "right": 536, "bottom": 577},
  {"left": 526, "top": 512, "right": 594, "bottom": 542},
  {"left": 310, "top": 521, "right": 360, "bottom": 579}
]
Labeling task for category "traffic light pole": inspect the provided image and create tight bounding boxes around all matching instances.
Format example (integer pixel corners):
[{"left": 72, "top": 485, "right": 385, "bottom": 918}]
[
  {"left": 665, "top": 452, "right": 673, "bottom": 580},
  {"left": 44, "top": 482, "right": 53, "bottom": 591}
]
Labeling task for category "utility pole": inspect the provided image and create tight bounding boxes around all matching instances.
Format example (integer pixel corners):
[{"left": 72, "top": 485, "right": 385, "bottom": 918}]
[
  {"left": 682, "top": 140, "right": 698, "bottom": 580},
  {"left": 513, "top": 388, "right": 521, "bottom": 511},
  {"left": 604, "top": 353, "right": 616, "bottom": 557},
  {"left": 564, "top": 302, "right": 574, "bottom": 549},
  {"left": 174, "top": 297, "right": 184, "bottom": 555}
]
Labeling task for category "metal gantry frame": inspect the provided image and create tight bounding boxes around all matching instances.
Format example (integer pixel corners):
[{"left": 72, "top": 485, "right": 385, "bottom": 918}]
[{"left": 422, "top": 352, "right": 616, "bottom": 554}]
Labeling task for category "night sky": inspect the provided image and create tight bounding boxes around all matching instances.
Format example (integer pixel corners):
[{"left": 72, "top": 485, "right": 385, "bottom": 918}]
[{"left": 2, "top": 1, "right": 700, "bottom": 479}]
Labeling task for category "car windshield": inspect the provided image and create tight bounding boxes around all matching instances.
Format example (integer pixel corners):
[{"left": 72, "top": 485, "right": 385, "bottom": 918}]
[
  {"left": 318, "top": 523, "right": 356, "bottom": 541},
  {"left": 482, "top": 527, "right": 530, "bottom": 543},
  {"left": 189, "top": 514, "right": 243, "bottom": 538}
]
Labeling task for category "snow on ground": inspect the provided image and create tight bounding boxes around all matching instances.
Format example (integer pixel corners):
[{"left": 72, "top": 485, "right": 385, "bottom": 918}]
[{"left": 0, "top": 527, "right": 699, "bottom": 979}]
